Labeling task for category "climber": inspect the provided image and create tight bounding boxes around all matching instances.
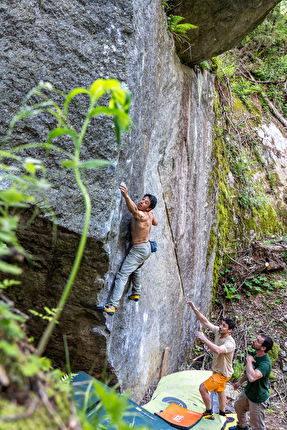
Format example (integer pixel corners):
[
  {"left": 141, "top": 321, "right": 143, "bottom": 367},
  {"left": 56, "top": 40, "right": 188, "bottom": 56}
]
[
  {"left": 187, "top": 301, "right": 235, "bottom": 420},
  {"left": 98, "top": 183, "right": 158, "bottom": 315}
]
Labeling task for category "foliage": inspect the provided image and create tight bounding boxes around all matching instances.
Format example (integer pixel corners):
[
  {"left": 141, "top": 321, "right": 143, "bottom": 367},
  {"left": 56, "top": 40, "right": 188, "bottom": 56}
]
[
  {"left": 0, "top": 284, "right": 53, "bottom": 392},
  {"left": 199, "top": 61, "right": 211, "bottom": 71},
  {"left": 167, "top": 15, "right": 198, "bottom": 42},
  {"left": 0, "top": 78, "right": 132, "bottom": 427},
  {"left": 223, "top": 282, "right": 241, "bottom": 300},
  {"left": 211, "top": 0, "right": 287, "bottom": 234},
  {"left": 1, "top": 78, "right": 132, "bottom": 357},
  {"left": 242, "top": 1, "right": 287, "bottom": 115},
  {"left": 161, "top": 1, "right": 173, "bottom": 12},
  {"left": 209, "top": 3, "right": 287, "bottom": 294},
  {"left": 215, "top": 1, "right": 287, "bottom": 117},
  {"left": 161, "top": 1, "right": 197, "bottom": 43},
  {"left": 74, "top": 378, "right": 146, "bottom": 430},
  {"left": 29, "top": 307, "right": 59, "bottom": 323},
  {"left": 220, "top": 271, "right": 282, "bottom": 301},
  {"left": 232, "top": 358, "right": 245, "bottom": 381}
]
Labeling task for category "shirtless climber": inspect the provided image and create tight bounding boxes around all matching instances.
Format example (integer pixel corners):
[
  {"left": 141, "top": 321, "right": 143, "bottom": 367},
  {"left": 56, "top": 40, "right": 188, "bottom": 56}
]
[{"left": 99, "top": 183, "right": 158, "bottom": 315}]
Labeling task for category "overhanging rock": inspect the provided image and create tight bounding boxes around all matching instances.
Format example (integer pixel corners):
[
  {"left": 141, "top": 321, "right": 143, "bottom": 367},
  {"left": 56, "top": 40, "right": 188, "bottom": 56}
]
[{"left": 172, "top": 0, "right": 281, "bottom": 65}]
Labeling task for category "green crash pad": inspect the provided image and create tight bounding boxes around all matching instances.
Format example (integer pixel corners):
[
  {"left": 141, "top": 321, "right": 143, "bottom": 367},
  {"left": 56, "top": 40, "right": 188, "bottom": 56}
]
[
  {"left": 72, "top": 370, "right": 233, "bottom": 429},
  {"left": 72, "top": 371, "right": 173, "bottom": 429},
  {"left": 143, "top": 370, "right": 227, "bottom": 429}
]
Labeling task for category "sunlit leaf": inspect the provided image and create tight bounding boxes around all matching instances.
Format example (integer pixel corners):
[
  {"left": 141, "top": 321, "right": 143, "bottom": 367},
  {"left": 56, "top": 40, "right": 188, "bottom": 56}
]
[
  {"left": 24, "top": 162, "right": 36, "bottom": 174},
  {"left": 47, "top": 128, "right": 78, "bottom": 145},
  {"left": 22, "top": 355, "right": 44, "bottom": 377},
  {"left": 0, "top": 279, "right": 21, "bottom": 289},
  {"left": 112, "top": 88, "right": 127, "bottom": 106},
  {"left": 88, "top": 106, "right": 119, "bottom": 119},
  {"left": 64, "top": 88, "right": 90, "bottom": 115},
  {"left": 79, "top": 160, "right": 111, "bottom": 169},
  {"left": 0, "top": 188, "right": 34, "bottom": 203},
  {"left": 103, "top": 79, "right": 121, "bottom": 90},
  {"left": 0, "top": 216, "right": 18, "bottom": 231},
  {"left": 0, "top": 260, "right": 22, "bottom": 275},
  {"left": 61, "top": 160, "right": 76, "bottom": 168},
  {"left": 0, "top": 231, "right": 15, "bottom": 243},
  {"left": 0, "top": 340, "right": 19, "bottom": 357},
  {"left": 90, "top": 79, "right": 106, "bottom": 101},
  {"left": 0, "top": 151, "right": 21, "bottom": 161}
]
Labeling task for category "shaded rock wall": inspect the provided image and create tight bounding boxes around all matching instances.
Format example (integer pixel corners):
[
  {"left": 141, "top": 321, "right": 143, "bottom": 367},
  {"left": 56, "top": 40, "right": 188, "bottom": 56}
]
[
  {"left": 173, "top": 0, "right": 281, "bottom": 65},
  {"left": 0, "top": 0, "right": 278, "bottom": 401}
]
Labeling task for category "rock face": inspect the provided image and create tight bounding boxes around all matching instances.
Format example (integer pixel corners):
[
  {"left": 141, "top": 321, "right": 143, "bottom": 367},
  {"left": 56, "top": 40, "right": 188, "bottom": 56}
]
[
  {"left": 172, "top": 0, "right": 281, "bottom": 65},
  {"left": 0, "top": 0, "right": 279, "bottom": 401},
  {"left": 257, "top": 123, "right": 287, "bottom": 202}
]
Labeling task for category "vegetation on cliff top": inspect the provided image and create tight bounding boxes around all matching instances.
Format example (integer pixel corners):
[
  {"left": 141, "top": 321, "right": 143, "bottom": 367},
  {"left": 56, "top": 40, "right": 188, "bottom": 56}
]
[{"left": 208, "top": 0, "right": 287, "bottom": 283}]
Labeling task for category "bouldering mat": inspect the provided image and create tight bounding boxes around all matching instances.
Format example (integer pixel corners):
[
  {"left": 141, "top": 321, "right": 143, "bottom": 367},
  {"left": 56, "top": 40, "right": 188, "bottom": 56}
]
[
  {"left": 155, "top": 403, "right": 203, "bottom": 429},
  {"left": 72, "top": 371, "right": 173, "bottom": 429},
  {"left": 143, "top": 370, "right": 226, "bottom": 429},
  {"left": 224, "top": 414, "right": 237, "bottom": 429}
]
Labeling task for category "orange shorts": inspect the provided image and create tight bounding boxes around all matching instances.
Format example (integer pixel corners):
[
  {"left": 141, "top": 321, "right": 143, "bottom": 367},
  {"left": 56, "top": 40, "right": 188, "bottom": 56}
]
[{"left": 203, "top": 371, "right": 231, "bottom": 393}]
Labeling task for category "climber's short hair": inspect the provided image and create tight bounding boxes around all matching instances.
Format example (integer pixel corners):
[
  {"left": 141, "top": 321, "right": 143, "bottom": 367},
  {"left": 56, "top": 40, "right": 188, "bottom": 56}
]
[
  {"left": 144, "top": 194, "right": 157, "bottom": 210},
  {"left": 223, "top": 317, "right": 235, "bottom": 331}
]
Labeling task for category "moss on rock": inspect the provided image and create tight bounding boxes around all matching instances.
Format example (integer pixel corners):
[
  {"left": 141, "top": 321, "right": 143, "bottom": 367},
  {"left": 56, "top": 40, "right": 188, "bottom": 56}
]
[
  {"left": 268, "top": 341, "right": 279, "bottom": 367},
  {"left": 209, "top": 87, "right": 287, "bottom": 299}
]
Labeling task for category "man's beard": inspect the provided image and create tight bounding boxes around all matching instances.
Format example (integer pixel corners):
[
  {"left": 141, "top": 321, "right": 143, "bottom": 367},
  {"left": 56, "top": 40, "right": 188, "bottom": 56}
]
[{"left": 252, "top": 341, "right": 259, "bottom": 351}]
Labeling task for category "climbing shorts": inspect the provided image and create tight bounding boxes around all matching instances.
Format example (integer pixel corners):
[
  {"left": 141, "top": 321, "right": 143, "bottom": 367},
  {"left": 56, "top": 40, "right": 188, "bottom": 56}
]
[{"left": 203, "top": 371, "right": 231, "bottom": 393}]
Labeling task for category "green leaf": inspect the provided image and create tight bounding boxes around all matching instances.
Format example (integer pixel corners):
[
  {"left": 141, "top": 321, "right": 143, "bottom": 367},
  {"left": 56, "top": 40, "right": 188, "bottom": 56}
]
[
  {"left": 0, "top": 216, "right": 19, "bottom": 231},
  {"left": 79, "top": 160, "right": 112, "bottom": 169},
  {"left": 0, "top": 231, "right": 16, "bottom": 244},
  {"left": 0, "top": 279, "right": 21, "bottom": 289},
  {"left": 169, "top": 15, "right": 185, "bottom": 25},
  {"left": 176, "top": 23, "right": 198, "bottom": 32},
  {"left": 0, "top": 151, "right": 21, "bottom": 161},
  {"left": 112, "top": 88, "right": 127, "bottom": 106},
  {"left": 61, "top": 160, "right": 76, "bottom": 168},
  {"left": 0, "top": 261, "right": 22, "bottom": 275},
  {"left": 10, "top": 142, "right": 73, "bottom": 159},
  {"left": 23, "top": 158, "right": 44, "bottom": 175},
  {"left": 89, "top": 79, "right": 106, "bottom": 101},
  {"left": 102, "top": 79, "right": 121, "bottom": 90},
  {"left": 44, "top": 307, "right": 57, "bottom": 316},
  {"left": 90, "top": 78, "right": 120, "bottom": 98},
  {"left": 0, "top": 340, "right": 19, "bottom": 357},
  {"left": 22, "top": 355, "right": 44, "bottom": 377},
  {"left": 24, "top": 162, "right": 36, "bottom": 175},
  {"left": 2, "top": 202, "right": 31, "bottom": 208},
  {"left": 88, "top": 106, "right": 119, "bottom": 119},
  {"left": 114, "top": 111, "right": 132, "bottom": 130},
  {"left": 63, "top": 88, "right": 90, "bottom": 115},
  {"left": 47, "top": 128, "right": 78, "bottom": 145},
  {"left": 0, "top": 188, "right": 34, "bottom": 204}
]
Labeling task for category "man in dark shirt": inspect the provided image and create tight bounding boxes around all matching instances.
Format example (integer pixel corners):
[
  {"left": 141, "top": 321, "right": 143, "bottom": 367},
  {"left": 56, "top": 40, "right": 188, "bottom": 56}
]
[{"left": 230, "top": 333, "right": 273, "bottom": 430}]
